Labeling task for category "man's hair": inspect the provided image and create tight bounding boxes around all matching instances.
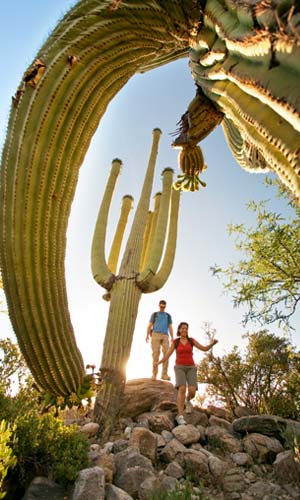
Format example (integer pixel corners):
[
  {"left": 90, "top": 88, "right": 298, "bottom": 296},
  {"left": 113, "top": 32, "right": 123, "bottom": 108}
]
[{"left": 159, "top": 300, "right": 166, "bottom": 305}]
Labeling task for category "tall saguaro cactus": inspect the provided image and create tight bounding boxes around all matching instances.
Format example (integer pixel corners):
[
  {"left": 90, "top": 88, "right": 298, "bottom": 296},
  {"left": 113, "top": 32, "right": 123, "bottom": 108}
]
[{"left": 91, "top": 129, "right": 180, "bottom": 435}]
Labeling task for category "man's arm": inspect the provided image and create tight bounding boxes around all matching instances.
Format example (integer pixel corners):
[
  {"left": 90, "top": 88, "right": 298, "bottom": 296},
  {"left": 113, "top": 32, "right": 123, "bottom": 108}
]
[{"left": 146, "top": 322, "right": 153, "bottom": 343}]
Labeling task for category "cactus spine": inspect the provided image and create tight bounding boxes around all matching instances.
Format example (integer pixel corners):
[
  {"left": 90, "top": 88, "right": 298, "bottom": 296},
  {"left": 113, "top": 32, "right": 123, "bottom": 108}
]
[{"left": 92, "top": 129, "right": 180, "bottom": 436}]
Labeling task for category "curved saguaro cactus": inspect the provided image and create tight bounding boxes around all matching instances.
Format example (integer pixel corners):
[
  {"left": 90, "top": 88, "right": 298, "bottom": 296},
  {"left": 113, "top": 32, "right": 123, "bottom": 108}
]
[
  {"left": 91, "top": 129, "right": 181, "bottom": 435},
  {"left": 0, "top": 1, "right": 299, "bottom": 402}
]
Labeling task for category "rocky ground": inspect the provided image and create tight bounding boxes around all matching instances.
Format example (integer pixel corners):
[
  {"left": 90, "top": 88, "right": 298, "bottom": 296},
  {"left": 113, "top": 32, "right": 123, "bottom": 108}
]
[{"left": 22, "top": 378, "right": 300, "bottom": 500}]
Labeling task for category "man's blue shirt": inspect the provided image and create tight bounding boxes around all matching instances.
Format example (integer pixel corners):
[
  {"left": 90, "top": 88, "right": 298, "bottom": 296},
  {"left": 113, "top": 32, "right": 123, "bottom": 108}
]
[{"left": 150, "top": 311, "right": 172, "bottom": 334}]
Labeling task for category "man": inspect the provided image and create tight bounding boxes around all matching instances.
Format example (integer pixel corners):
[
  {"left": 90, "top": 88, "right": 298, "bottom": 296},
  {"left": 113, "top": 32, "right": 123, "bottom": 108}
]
[{"left": 146, "top": 300, "right": 173, "bottom": 380}]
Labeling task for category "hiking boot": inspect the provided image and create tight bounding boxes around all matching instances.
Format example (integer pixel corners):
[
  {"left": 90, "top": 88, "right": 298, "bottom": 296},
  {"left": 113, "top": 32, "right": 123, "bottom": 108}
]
[
  {"left": 161, "top": 374, "right": 171, "bottom": 381},
  {"left": 175, "top": 415, "right": 186, "bottom": 425},
  {"left": 184, "top": 400, "right": 193, "bottom": 413},
  {"left": 151, "top": 375, "right": 157, "bottom": 381}
]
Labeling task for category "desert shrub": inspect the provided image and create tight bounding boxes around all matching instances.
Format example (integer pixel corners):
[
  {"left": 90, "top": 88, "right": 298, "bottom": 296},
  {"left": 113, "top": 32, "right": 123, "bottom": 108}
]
[
  {"left": 198, "top": 330, "right": 300, "bottom": 419},
  {"left": 0, "top": 420, "right": 17, "bottom": 498},
  {"left": 10, "top": 413, "right": 89, "bottom": 487}
]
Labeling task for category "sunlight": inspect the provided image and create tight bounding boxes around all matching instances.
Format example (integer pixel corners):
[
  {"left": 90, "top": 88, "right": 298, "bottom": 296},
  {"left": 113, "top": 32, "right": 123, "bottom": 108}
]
[{"left": 125, "top": 355, "right": 152, "bottom": 381}]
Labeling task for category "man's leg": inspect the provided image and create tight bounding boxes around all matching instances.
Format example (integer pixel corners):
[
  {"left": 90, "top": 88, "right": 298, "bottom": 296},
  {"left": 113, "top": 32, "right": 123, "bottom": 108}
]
[
  {"left": 151, "top": 334, "right": 161, "bottom": 380},
  {"left": 161, "top": 334, "right": 170, "bottom": 380}
]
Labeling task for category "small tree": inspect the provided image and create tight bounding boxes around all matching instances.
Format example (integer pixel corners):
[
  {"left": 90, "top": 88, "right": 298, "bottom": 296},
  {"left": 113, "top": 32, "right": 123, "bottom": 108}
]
[
  {"left": 197, "top": 330, "right": 300, "bottom": 419},
  {"left": 211, "top": 181, "right": 300, "bottom": 331}
]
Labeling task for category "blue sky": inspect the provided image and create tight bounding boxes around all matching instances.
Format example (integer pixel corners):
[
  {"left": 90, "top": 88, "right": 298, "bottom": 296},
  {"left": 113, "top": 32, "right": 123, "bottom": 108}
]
[{"left": 1, "top": 1, "right": 298, "bottom": 381}]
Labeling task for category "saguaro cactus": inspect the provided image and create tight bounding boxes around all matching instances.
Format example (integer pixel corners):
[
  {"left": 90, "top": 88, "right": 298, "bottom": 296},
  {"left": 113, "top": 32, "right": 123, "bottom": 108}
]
[{"left": 91, "top": 129, "right": 180, "bottom": 435}]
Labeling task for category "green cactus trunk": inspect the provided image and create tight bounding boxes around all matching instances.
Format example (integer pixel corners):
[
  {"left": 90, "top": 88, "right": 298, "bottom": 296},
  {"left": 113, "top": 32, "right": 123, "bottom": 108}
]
[{"left": 94, "top": 279, "right": 142, "bottom": 438}]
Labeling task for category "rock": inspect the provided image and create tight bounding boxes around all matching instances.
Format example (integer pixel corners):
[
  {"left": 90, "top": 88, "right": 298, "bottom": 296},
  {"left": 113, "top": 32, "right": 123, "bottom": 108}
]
[
  {"left": 159, "top": 438, "right": 187, "bottom": 463},
  {"left": 246, "top": 480, "right": 287, "bottom": 498},
  {"left": 112, "top": 439, "right": 128, "bottom": 454},
  {"left": 114, "top": 447, "right": 154, "bottom": 483},
  {"left": 233, "top": 414, "right": 287, "bottom": 438},
  {"left": 206, "top": 405, "right": 231, "bottom": 421},
  {"left": 231, "top": 452, "right": 251, "bottom": 466},
  {"left": 209, "top": 415, "right": 233, "bottom": 433},
  {"left": 273, "top": 450, "right": 300, "bottom": 484},
  {"left": 172, "top": 424, "right": 201, "bottom": 445},
  {"left": 164, "top": 461, "right": 184, "bottom": 479},
  {"left": 161, "top": 430, "right": 173, "bottom": 443},
  {"left": 71, "top": 466, "right": 105, "bottom": 500},
  {"left": 146, "top": 413, "right": 175, "bottom": 433},
  {"left": 115, "top": 467, "right": 156, "bottom": 498},
  {"left": 208, "top": 455, "right": 227, "bottom": 479},
  {"left": 21, "top": 477, "right": 65, "bottom": 500},
  {"left": 243, "top": 433, "right": 284, "bottom": 463},
  {"left": 120, "top": 379, "right": 176, "bottom": 418},
  {"left": 128, "top": 427, "right": 157, "bottom": 463},
  {"left": 184, "top": 407, "right": 209, "bottom": 427},
  {"left": 206, "top": 425, "right": 243, "bottom": 453},
  {"left": 79, "top": 422, "right": 100, "bottom": 437},
  {"left": 105, "top": 483, "right": 134, "bottom": 499},
  {"left": 222, "top": 467, "right": 246, "bottom": 493},
  {"left": 138, "top": 476, "right": 161, "bottom": 500},
  {"left": 178, "top": 448, "right": 210, "bottom": 485},
  {"left": 88, "top": 450, "right": 116, "bottom": 483}
]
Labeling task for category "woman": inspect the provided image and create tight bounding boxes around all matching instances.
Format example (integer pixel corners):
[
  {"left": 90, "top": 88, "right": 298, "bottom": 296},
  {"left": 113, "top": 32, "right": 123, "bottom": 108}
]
[{"left": 155, "top": 322, "right": 218, "bottom": 425}]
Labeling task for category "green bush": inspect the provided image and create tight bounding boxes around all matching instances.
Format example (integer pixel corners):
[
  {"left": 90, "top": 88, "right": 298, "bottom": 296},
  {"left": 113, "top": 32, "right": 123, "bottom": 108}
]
[
  {"left": 11, "top": 413, "right": 89, "bottom": 487},
  {"left": 0, "top": 420, "right": 17, "bottom": 499}
]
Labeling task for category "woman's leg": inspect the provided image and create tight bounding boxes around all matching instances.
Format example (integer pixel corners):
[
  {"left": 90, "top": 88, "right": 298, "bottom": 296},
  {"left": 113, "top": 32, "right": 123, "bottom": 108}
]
[
  {"left": 185, "top": 367, "right": 198, "bottom": 412},
  {"left": 177, "top": 385, "right": 186, "bottom": 415},
  {"left": 186, "top": 385, "right": 196, "bottom": 401}
]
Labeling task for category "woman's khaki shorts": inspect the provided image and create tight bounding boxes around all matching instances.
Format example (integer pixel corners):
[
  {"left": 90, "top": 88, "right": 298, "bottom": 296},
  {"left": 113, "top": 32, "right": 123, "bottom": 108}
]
[{"left": 174, "top": 365, "right": 197, "bottom": 388}]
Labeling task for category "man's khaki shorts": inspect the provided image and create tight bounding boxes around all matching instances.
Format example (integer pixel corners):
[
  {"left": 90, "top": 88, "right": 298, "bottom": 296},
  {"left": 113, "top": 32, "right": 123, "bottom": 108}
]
[{"left": 174, "top": 365, "right": 197, "bottom": 388}]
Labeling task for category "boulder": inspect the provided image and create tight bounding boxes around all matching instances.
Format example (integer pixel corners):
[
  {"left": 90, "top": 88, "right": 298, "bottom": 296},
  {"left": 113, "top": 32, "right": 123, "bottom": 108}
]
[{"left": 120, "top": 379, "right": 176, "bottom": 418}]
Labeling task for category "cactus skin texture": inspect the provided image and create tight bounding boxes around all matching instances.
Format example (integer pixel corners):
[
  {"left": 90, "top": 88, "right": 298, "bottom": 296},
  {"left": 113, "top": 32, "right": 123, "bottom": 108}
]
[
  {"left": 0, "top": 1, "right": 299, "bottom": 404},
  {"left": 92, "top": 129, "right": 180, "bottom": 437}
]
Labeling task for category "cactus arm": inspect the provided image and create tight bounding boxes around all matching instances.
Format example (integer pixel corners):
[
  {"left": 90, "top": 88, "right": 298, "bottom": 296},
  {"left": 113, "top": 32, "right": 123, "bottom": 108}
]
[
  {"left": 222, "top": 116, "right": 269, "bottom": 173},
  {"left": 188, "top": 0, "right": 300, "bottom": 196},
  {"left": 209, "top": 78, "right": 300, "bottom": 192},
  {"left": 117, "top": 128, "right": 162, "bottom": 277},
  {"left": 139, "top": 210, "right": 153, "bottom": 271},
  {"left": 138, "top": 167, "right": 174, "bottom": 285},
  {"left": 140, "top": 193, "right": 161, "bottom": 271},
  {"left": 142, "top": 187, "right": 181, "bottom": 292},
  {"left": 107, "top": 195, "right": 134, "bottom": 274},
  {"left": 91, "top": 159, "right": 122, "bottom": 288}
]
